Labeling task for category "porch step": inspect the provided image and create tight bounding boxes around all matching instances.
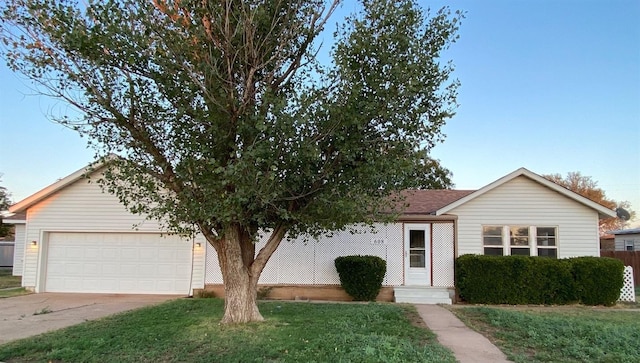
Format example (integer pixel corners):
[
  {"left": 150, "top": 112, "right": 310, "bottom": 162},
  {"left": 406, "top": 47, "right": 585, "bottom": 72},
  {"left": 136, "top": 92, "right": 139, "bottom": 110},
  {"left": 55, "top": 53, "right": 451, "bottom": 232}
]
[{"left": 394, "top": 286, "right": 453, "bottom": 304}]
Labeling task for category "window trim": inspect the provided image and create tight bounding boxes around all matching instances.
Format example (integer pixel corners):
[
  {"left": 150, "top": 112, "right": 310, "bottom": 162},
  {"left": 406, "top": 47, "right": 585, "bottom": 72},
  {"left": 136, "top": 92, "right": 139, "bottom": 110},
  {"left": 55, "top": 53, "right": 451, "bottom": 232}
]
[
  {"left": 482, "top": 225, "right": 558, "bottom": 258},
  {"left": 624, "top": 240, "right": 635, "bottom": 252}
]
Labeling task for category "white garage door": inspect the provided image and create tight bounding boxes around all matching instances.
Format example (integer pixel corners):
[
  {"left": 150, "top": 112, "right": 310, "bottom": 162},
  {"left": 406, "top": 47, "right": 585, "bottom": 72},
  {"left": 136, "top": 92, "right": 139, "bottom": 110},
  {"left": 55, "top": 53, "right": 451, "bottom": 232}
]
[{"left": 45, "top": 232, "right": 193, "bottom": 294}]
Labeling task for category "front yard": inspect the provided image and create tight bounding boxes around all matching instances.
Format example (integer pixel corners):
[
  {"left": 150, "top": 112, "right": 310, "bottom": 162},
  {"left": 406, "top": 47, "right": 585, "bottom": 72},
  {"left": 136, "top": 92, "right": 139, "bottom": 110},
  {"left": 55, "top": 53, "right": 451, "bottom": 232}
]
[
  {"left": 0, "top": 268, "right": 21, "bottom": 289},
  {"left": 452, "top": 306, "right": 640, "bottom": 363},
  {"left": 0, "top": 299, "right": 456, "bottom": 362}
]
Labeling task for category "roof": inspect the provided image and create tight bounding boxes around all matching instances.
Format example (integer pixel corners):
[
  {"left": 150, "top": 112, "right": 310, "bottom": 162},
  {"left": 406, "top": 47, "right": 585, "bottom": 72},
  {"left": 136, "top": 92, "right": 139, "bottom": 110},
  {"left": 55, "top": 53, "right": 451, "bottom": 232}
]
[
  {"left": 401, "top": 189, "right": 475, "bottom": 215},
  {"left": 9, "top": 161, "right": 617, "bottom": 220},
  {"left": 607, "top": 228, "right": 640, "bottom": 236},
  {"left": 435, "top": 167, "right": 617, "bottom": 219}
]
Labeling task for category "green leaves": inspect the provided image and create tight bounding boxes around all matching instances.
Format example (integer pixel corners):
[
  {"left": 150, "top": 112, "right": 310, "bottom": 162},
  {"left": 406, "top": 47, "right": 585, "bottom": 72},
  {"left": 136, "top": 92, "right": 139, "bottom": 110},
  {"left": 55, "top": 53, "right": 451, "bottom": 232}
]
[{"left": 1, "top": 0, "right": 461, "bottom": 239}]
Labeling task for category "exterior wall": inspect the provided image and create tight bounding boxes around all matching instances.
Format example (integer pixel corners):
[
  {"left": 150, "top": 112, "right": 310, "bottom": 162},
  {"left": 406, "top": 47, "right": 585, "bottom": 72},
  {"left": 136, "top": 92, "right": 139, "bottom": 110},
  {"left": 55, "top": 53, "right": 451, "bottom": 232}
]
[
  {"left": 614, "top": 233, "right": 640, "bottom": 251},
  {"left": 206, "top": 223, "right": 404, "bottom": 286},
  {"left": 12, "top": 224, "right": 25, "bottom": 276},
  {"left": 21, "top": 173, "right": 205, "bottom": 294},
  {"left": 205, "top": 221, "right": 456, "bottom": 288},
  {"left": 431, "top": 222, "right": 455, "bottom": 287},
  {"left": 451, "top": 176, "right": 600, "bottom": 258}
]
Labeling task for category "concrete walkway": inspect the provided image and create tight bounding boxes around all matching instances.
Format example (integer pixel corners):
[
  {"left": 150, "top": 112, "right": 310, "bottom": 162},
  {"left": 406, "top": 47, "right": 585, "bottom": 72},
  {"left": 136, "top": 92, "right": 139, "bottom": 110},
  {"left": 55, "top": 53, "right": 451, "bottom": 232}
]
[{"left": 415, "top": 304, "right": 512, "bottom": 363}]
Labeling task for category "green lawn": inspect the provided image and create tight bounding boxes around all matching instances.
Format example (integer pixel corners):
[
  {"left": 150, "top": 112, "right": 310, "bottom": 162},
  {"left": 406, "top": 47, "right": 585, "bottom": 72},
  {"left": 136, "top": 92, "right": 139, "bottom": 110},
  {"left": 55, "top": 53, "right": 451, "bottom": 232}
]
[
  {"left": 452, "top": 306, "right": 640, "bottom": 363},
  {"left": 0, "top": 268, "right": 21, "bottom": 289},
  {"left": 0, "top": 287, "right": 31, "bottom": 298},
  {"left": 0, "top": 299, "right": 456, "bottom": 363}
]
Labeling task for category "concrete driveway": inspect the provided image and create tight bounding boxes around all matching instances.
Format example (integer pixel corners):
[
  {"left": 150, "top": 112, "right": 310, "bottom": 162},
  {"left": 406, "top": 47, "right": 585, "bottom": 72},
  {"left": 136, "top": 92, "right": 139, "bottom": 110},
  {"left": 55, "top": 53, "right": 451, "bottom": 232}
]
[{"left": 0, "top": 293, "right": 179, "bottom": 345}]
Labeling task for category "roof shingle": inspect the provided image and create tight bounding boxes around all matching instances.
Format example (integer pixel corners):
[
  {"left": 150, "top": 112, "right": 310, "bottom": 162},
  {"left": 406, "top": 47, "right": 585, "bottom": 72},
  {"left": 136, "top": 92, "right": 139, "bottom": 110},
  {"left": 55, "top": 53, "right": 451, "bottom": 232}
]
[{"left": 400, "top": 190, "right": 476, "bottom": 215}]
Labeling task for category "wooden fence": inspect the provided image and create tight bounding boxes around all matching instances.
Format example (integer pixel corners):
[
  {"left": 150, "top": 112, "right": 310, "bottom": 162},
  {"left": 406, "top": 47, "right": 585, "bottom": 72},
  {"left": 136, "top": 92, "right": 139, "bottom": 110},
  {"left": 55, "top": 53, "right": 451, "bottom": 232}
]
[{"left": 601, "top": 251, "right": 640, "bottom": 286}]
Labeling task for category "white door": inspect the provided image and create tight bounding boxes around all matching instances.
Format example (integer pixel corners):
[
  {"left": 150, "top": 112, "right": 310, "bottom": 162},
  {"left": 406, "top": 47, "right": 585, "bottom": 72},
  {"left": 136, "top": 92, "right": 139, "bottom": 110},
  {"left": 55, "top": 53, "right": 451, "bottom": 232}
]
[
  {"left": 404, "top": 224, "right": 431, "bottom": 286},
  {"left": 45, "top": 232, "right": 192, "bottom": 294}
]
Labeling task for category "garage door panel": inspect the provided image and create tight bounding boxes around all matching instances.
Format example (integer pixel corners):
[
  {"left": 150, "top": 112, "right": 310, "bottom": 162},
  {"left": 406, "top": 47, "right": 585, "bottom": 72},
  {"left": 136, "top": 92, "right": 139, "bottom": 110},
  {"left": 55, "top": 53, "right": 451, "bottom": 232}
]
[
  {"left": 45, "top": 233, "right": 192, "bottom": 294},
  {"left": 102, "top": 248, "right": 119, "bottom": 259},
  {"left": 66, "top": 249, "right": 84, "bottom": 259},
  {"left": 83, "top": 263, "right": 100, "bottom": 275},
  {"left": 85, "top": 248, "right": 100, "bottom": 259}
]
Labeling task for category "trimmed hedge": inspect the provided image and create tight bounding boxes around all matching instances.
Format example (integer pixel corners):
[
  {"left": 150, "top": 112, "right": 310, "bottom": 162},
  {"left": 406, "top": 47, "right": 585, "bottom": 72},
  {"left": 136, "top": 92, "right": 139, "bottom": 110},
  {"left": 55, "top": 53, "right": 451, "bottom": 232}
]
[
  {"left": 335, "top": 255, "right": 386, "bottom": 301},
  {"left": 455, "top": 255, "right": 624, "bottom": 306},
  {"left": 571, "top": 256, "right": 625, "bottom": 306}
]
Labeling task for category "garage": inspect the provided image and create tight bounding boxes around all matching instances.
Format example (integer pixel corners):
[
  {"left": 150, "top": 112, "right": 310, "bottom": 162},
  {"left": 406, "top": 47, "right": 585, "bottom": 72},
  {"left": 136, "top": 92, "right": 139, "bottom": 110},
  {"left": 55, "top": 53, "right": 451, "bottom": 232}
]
[{"left": 45, "top": 232, "right": 193, "bottom": 294}]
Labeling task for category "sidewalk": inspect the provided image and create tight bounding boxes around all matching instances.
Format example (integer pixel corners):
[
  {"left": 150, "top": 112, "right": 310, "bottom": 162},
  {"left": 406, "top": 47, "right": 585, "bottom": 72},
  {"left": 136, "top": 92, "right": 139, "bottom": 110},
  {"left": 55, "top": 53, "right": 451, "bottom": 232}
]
[{"left": 415, "top": 304, "right": 513, "bottom": 363}]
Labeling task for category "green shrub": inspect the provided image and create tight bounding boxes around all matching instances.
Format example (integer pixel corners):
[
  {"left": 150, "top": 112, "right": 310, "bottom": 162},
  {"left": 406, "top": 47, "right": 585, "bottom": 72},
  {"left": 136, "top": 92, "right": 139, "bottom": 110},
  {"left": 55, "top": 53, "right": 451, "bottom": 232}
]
[
  {"left": 570, "top": 256, "right": 624, "bottom": 306},
  {"left": 455, "top": 254, "right": 621, "bottom": 305},
  {"left": 335, "top": 255, "right": 386, "bottom": 301}
]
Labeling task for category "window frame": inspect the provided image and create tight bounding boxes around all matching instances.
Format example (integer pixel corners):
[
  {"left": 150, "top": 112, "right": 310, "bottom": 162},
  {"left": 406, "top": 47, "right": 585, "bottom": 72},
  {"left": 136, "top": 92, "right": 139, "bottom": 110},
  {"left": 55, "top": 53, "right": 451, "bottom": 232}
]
[
  {"left": 482, "top": 226, "right": 504, "bottom": 256},
  {"left": 481, "top": 225, "right": 558, "bottom": 258},
  {"left": 624, "top": 240, "right": 635, "bottom": 252}
]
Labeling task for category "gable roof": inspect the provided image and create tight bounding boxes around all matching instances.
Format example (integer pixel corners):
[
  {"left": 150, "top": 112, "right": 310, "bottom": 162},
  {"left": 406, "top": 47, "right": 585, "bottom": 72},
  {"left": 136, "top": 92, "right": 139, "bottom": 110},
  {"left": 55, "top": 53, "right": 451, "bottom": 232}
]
[
  {"left": 9, "top": 159, "right": 108, "bottom": 214},
  {"left": 9, "top": 160, "right": 617, "bottom": 220},
  {"left": 435, "top": 167, "right": 617, "bottom": 218}
]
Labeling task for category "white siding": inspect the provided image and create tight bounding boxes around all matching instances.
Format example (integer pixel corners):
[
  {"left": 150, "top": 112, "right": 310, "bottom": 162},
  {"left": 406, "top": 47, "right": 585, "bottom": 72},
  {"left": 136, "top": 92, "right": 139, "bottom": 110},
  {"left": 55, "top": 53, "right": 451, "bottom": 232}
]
[
  {"left": 22, "top": 173, "right": 205, "bottom": 293},
  {"left": 614, "top": 233, "right": 640, "bottom": 251},
  {"left": 451, "top": 176, "right": 600, "bottom": 258},
  {"left": 12, "top": 224, "right": 25, "bottom": 276},
  {"left": 206, "top": 223, "right": 405, "bottom": 286}
]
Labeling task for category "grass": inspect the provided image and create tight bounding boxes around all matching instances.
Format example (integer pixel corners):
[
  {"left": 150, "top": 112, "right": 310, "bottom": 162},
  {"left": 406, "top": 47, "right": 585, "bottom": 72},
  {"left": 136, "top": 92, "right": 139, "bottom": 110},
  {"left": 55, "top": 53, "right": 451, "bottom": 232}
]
[
  {"left": 0, "top": 299, "right": 456, "bottom": 363},
  {"left": 452, "top": 306, "right": 640, "bottom": 363},
  {"left": 0, "top": 268, "right": 21, "bottom": 289},
  {"left": 0, "top": 287, "right": 31, "bottom": 298}
]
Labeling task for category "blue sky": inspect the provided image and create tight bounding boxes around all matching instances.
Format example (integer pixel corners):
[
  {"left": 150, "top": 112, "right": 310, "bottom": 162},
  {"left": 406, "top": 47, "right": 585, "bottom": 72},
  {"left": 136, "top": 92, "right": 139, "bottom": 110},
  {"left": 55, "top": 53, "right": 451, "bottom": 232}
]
[{"left": 1, "top": 0, "right": 639, "bottom": 225}]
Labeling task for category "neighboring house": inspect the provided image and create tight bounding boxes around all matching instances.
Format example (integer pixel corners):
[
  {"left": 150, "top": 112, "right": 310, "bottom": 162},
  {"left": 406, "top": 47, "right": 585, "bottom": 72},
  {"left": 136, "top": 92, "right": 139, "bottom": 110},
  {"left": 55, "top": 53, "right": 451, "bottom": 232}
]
[
  {"left": 1, "top": 212, "right": 26, "bottom": 272},
  {"left": 607, "top": 228, "right": 640, "bottom": 251},
  {"left": 8, "top": 162, "right": 615, "bottom": 303}
]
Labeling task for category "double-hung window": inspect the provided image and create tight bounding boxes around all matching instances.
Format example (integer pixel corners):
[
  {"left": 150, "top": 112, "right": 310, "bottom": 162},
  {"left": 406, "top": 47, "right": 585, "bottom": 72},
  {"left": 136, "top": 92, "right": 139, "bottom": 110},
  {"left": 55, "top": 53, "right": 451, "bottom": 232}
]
[
  {"left": 482, "top": 225, "right": 558, "bottom": 258},
  {"left": 482, "top": 226, "right": 504, "bottom": 255},
  {"left": 536, "top": 227, "right": 557, "bottom": 258},
  {"left": 510, "top": 226, "right": 530, "bottom": 256},
  {"left": 624, "top": 240, "right": 635, "bottom": 251}
]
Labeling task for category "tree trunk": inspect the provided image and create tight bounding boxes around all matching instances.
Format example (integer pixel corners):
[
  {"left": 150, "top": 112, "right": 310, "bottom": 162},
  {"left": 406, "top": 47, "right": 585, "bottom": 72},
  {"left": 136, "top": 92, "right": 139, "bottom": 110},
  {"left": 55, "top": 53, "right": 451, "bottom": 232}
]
[
  {"left": 216, "top": 225, "right": 263, "bottom": 324},
  {"left": 202, "top": 223, "right": 287, "bottom": 324}
]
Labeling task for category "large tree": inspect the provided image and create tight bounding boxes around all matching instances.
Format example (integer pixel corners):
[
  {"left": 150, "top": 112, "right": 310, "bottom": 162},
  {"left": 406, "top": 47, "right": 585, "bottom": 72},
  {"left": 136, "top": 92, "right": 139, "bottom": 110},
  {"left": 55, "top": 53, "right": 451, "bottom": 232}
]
[
  {"left": 544, "top": 172, "right": 635, "bottom": 235},
  {"left": 1, "top": 0, "right": 462, "bottom": 323}
]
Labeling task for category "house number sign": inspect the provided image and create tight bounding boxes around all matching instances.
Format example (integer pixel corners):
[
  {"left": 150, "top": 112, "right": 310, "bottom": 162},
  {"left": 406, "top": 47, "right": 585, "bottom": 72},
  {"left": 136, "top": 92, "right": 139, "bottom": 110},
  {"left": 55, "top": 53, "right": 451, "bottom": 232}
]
[{"left": 370, "top": 238, "right": 389, "bottom": 245}]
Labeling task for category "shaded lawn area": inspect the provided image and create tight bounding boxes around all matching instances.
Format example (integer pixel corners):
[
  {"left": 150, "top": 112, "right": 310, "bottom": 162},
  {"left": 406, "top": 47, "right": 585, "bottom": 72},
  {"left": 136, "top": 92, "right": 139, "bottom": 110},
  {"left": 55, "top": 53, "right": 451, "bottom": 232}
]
[
  {"left": 0, "top": 299, "right": 456, "bottom": 363},
  {"left": 452, "top": 306, "right": 640, "bottom": 363},
  {"left": 0, "top": 268, "right": 21, "bottom": 289}
]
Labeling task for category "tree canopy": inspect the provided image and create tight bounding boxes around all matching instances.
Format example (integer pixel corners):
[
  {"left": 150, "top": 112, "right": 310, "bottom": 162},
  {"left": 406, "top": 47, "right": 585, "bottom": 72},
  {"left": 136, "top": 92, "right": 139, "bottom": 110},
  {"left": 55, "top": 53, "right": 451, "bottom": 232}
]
[
  {"left": 544, "top": 172, "right": 635, "bottom": 234},
  {"left": 1, "top": 0, "right": 463, "bottom": 322}
]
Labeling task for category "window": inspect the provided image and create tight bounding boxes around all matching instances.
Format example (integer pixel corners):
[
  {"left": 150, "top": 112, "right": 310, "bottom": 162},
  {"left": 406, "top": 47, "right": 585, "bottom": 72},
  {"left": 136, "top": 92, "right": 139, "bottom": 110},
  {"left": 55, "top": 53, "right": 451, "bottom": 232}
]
[
  {"left": 624, "top": 240, "right": 635, "bottom": 252},
  {"left": 409, "top": 230, "right": 426, "bottom": 267},
  {"left": 482, "top": 225, "right": 558, "bottom": 258},
  {"left": 510, "top": 226, "right": 530, "bottom": 256},
  {"left": 536, "top": 227, "right": 557, "bottom": 258},
  {"left": 482, "top": 226, "right": 503, "bottom": 255}
]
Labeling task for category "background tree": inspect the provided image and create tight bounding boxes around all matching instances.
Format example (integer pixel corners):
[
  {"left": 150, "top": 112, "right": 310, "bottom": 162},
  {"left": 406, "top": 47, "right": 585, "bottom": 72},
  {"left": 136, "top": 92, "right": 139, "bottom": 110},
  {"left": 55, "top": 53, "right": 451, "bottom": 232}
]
[
  {"left": 0, "top": 175, "right": 13, "bottom": 238},
  {"left": 544, "top": 172, "right": 635, "bottom": 235},
  {"left": 1, "top": 0, "right": 462, "bottom": 323}
]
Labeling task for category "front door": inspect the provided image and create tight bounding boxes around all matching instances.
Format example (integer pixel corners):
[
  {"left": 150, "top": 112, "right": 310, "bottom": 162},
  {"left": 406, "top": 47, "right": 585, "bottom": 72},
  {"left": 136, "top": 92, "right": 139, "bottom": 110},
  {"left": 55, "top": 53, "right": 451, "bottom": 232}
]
[{"left": 404, "top": 224, "right": 431, "bottom": 286}]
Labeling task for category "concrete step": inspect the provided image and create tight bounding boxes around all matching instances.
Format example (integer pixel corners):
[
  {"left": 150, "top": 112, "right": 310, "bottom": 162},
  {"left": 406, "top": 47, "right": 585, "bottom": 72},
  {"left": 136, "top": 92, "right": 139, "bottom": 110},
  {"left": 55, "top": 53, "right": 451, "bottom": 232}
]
[{"left": 394, "top": 286, "right": 453, "bottom": 304}]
